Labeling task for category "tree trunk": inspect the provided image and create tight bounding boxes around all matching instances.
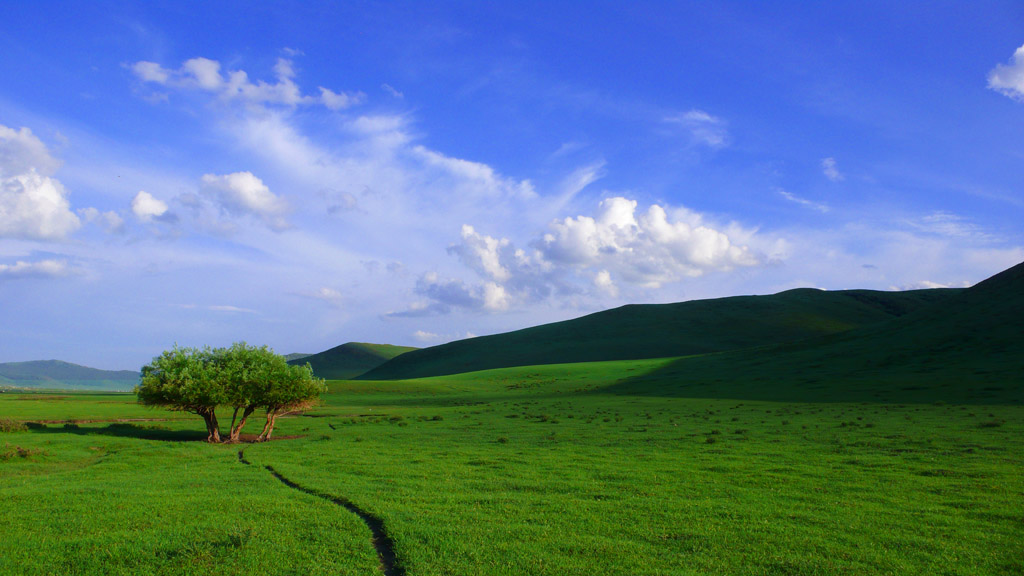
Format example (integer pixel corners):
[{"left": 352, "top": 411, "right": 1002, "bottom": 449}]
[
  {"left": 228, "top": 406, "right": 256, "bottom": 443},
  {"left": 228, "top": 407, "right": 240, "bottom": 439},
  {"left": 200, "top": 408, "right": 221, "bottom": 443},
  {"left": 257, "top": 410, "right": 278, "bottom": 442}
]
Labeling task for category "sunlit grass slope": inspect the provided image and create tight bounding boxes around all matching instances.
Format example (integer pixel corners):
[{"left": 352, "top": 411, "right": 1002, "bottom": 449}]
[
  {"left": 609, "top": 261, "right": 1024, "bottom": 404},
  {"left": 289, "top": 342, "right": 418, "bottom": 380},
  {"left": 361, "top": 287, "right": 960, "bottom": 380}
]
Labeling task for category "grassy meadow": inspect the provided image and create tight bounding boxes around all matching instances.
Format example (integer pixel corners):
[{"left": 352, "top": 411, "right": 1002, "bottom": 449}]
[{"left": 2, "top": 359, "right": 1021, "bottom": 575}]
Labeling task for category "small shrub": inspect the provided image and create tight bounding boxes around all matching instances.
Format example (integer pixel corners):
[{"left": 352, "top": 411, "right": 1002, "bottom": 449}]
[
  {"left": 978, "top": 420, "right": 1003, "bottom": 429},
  {"left": 431, "top": 415, "right": 444, "bottom": 421},
  {"left": 705, "top": 437, "right": 717, "bottom": 444},
  {"left": 0, "top": 419, "right": 27, "bottom": 433},
  {"left": 496, "top": 437, "right": 509, "bottom": 444}
]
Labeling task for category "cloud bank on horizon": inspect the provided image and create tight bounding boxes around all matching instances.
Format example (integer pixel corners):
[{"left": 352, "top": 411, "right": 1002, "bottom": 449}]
[{"left": 0, "top": 3, "right": 1022, "bottom": 369}]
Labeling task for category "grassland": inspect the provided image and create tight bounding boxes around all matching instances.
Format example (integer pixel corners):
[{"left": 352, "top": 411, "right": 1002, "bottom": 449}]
[
  {"left": 2, "top": 361, "right": 1021, "bottom": 575},
  {"left": 3, "top": 264, "right": 1021, "bottom": 574}
]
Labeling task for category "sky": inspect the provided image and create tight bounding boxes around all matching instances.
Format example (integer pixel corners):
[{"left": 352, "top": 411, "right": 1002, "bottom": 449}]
[{"left": 1, "top": 2, "right": 1023, "bottom": 370}]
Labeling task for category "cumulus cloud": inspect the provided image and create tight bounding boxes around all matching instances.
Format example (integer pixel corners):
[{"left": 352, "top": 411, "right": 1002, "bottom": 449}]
[
  {"left": 401, "top": 197, "right": 765, "bottom": 315},
  {"left": 540, "top": 197, "right": 760, "bottom": 286},
  {"left": 0, "top": 125, "right": 81, "bottom": 240},
  {"left": 821, "top": 157, "right": 844, "bottom": 181},
  {"left": 200, "top": 172, "right": 289, "bottom": 230},
  {"left": 131, "top": 191, "right": 170, "bottom": 221},
  {"left": 988, "top": 43, "right": 1024, "bottom": 101},
  {"left": 664, "top": 109, "right": 728, "bottom": 148},
  {"left": 0, "top": 259, "right": 70, "bottom": 280},
  {"left": 133, "top": 56, "right": 365, "bottom": 110}
]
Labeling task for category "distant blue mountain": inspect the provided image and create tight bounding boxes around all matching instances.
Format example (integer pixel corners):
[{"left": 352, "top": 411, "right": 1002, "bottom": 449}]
[{"left": 0, "top": 360, "right": 139, "bottom": 391}]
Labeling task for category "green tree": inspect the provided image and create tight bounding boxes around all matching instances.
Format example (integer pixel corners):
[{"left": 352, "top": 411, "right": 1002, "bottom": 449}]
[
  {"left": 136, "top": 346, "right": 226, "bottom": 442},
  {"left": 257, "top": 363, "right": 325, "bottom": 442},
  {"left": 136, "top": 343, "right": 324, "bottom": 443},
  {"left": 222, "top": 342, "right": 293, "bottom": 443}
]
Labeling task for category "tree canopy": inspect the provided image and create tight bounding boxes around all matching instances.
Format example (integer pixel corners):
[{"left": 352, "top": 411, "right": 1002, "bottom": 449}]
[{"left": 136, "top": 343, "right": 324, "bottom": 443}]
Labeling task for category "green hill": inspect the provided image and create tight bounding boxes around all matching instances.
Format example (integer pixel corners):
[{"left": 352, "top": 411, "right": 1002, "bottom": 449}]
[
  {"left": 360, "top": 287, "right": 961, "bottom": 380},
  {"left": 607, "top": 260, "right": 1024, "bottom": 404},
  {"left": 0, "top": 360, "right": 139, "bottom": 391},
  {"left": 288, "top": 342, "right": 418, "bottom": 380}
]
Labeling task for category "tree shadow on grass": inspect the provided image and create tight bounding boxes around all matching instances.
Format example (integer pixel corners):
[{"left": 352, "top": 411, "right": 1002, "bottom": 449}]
[{"left": 25, "top": 421, "right": 207, "bottom": 442}]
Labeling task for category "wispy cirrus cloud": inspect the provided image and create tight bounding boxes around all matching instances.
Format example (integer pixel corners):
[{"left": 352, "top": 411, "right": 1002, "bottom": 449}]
[
  {"left": 664, "top": 110, "right": 729, "bottom": 148},
  {"left": 778, "top": 188, "right": 829, "bottom": 213}
]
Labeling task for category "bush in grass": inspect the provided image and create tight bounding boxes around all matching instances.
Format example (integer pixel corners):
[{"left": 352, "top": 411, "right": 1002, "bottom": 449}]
[{"left": 0, "top": 419, "right": 27, "bottom": 433}]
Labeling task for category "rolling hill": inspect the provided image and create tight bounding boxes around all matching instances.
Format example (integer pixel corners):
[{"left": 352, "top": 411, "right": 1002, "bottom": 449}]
[
  {"left": 360, "top": 286, "right": 962, "bottom": 380},
  {"left": 606, "top": 260, "right": 1024, "bottom": 404},
  {"left": 0, "top": 360, "right": 139, "bottom": 391},
  {"left": 288, "top": 342, "right": 418, "bottom": 380}
]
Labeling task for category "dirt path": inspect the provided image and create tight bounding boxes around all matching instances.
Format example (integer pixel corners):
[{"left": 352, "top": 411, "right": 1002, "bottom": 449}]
[{"left": 238, "top": 450, "right": 404, "bottom": 576}]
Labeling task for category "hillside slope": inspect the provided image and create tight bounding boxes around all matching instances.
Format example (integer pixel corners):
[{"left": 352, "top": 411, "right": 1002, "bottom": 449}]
[
  {"left": 0, "top": 360, "right": 139, "bottom": 391},
  {"left": 289, "top": 342, "right": 418, "bottom": 380},
  {"left": 608, "top": 261, "right": 1024, "bottom": 404},
  {"left": 360, "top": 287, "right": 961, "bottom": 380}
]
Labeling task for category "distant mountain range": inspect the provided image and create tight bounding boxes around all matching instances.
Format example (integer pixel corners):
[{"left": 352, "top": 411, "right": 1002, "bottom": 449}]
[{"left": 0, "top": 360, "right": 139, "bottom": 391}]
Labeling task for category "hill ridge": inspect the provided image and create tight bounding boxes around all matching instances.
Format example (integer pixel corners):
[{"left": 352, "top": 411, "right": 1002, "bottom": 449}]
[{"left": 360, "top": 286, "right": 962, "bottom": 380}]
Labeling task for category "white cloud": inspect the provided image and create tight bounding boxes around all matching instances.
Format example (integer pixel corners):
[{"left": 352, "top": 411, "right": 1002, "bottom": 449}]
[
  {"left": 988, "top": 44, "right": 1024, "bottom": 101},
  {"left": 79, "top": 207, "right": 125, "bottom": 234},
  {"left": 0, "top": 172, "right": 82, "bottom": 240},
  {"left": 448, "top": 224, "right": 512, "bottom": 282},
  {"left": 895, "top": 279, "right": 972, "bottom": 291},
  {"left": 593, "top": 269, "right": 618, "bottom": 297},
  {"left": 320, "top": 87, "right": 366, "bottom": 110},
  {"left": 540, "top": 197, "right": 760, "bottom": 286},
  {"left": 411, "top": 145, "right": 536, "bottom": 200},
  {"left": 404, "top": 197, "right": 765, "bottom": 315},
  {"left": 778, "top": 189, "right": 829, "bottom": 213},
  {"left": 200, "top": 172, "right": 289, "bottom": 230},
  {"left": 0, "top": 125, "right": 62, "bottom": 176},
  {"left": 207, "top": 305, "right": 258, "bottom": 313},
  {"left": 412, "top": 329, "right": 476, "bottom": 343},
  {"left": 0, "top": 125, "right": 80, "bottom": 240},
  {"left": 412, "top": 329, "right": 439, "bottom": 342},
  {"left": 664, "top": 109, "right": 728, "bottom": 148},
  {"left": 382, "top": 84, "right": 404, "bottom": 99},
  {"left": 0, "top": 259, "right": 70, "bottom": 280},
  {"left": 131, "top": 191, "right": 169, "bottom": 221},
  {"left": 821, "top": 157, "right": 844, "bottom": 181},
  {"left": 133, "top": 56, "right": 364, "bottom": 110}
]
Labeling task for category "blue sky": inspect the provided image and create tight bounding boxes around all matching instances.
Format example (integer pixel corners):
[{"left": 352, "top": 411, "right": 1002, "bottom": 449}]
[{"left": 1, "top": 2, "right": 1022, "bottom": 370}]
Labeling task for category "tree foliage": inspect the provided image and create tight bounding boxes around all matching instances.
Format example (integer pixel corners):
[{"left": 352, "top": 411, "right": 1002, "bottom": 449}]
[{"left": 136, "top": 343, "right": 324, "bottom": 443}]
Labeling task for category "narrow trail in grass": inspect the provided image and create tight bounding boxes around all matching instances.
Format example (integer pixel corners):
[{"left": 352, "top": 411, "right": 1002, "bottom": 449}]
[{"left": 238, "top": 450, "right": 403, "bottom": 576}]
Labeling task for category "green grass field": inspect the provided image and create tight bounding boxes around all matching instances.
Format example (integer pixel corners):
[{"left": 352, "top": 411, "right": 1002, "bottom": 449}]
[{"left": 2, "top": 360, "right": 1021, "bottom": 575}]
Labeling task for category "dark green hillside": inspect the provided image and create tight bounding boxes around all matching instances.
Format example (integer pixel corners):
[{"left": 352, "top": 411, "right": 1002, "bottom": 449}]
[
  {"left": 289, "top": 342, "right": 418, "bottom": 380},
  {"left": 361, "top": 287, "right": 960, "bottom": 380},
  {"left": 0, "top": 360, "right": 139, "bottom": 391},
  {"left": 610, "top": 261, "right": 1024, "bottom": 404}
]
